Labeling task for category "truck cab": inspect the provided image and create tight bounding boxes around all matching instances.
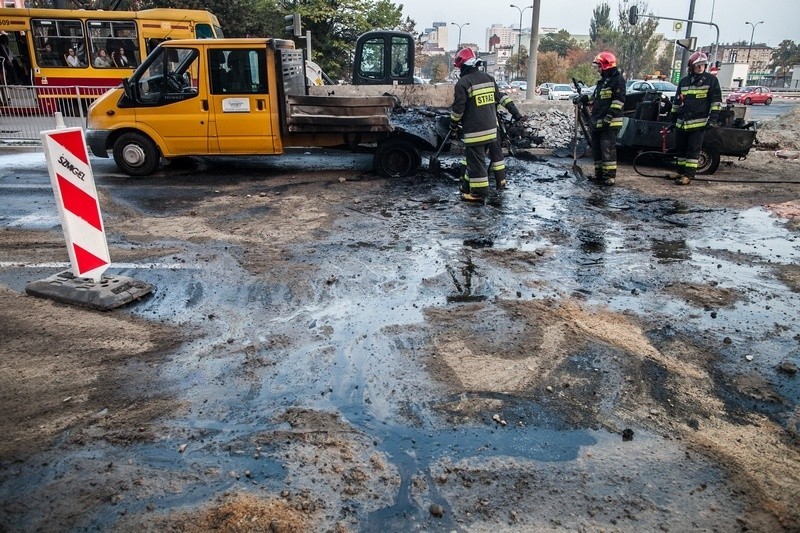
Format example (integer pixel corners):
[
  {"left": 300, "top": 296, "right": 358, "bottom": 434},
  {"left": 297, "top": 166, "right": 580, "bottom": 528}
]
[{"left": 87, "top": 37, "right": 425, "bottom": 177}]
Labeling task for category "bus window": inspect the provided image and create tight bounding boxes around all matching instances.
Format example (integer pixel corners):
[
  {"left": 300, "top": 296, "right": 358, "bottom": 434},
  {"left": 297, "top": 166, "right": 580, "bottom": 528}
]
[
  {"left": 32, "top": 19, "right": 86, "bottom": 67},
  {"left": 196, "top": 24, "right": 213, "bottom": 39},
  {"left": 87, "top": 20, "right": 139, "bottom": 68}
]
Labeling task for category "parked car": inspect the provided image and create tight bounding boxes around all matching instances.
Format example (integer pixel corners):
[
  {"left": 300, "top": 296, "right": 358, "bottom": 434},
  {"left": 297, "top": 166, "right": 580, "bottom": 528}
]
[
  {"left": 510, "top": 80, "right": 528, "bottom": 93},
  {"left": 627, "top": 80, "right": 678, "bottom": 99},
  {"left": 726, "top": 86, "right": 772, "bottom": 105},
  {"left": 413, "top": 76, "right": 428, "bottom": 85},
  {"left": 547, "top": 83, "right": 577, "bottom": 100},
  {"left": 538, "top": 82, "right": 554, "bottom": 95},
  {"left": 496, "top": 80, "right": 512, "bottom": 92}
]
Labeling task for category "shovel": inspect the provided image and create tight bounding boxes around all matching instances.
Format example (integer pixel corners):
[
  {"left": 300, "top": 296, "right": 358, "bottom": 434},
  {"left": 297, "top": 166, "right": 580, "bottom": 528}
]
[
  {"left": 428, "top": 129, "right": 452, "bottom": 178},
  {"left": 572, "top": 103, "right": 586, "bottom": 180}
]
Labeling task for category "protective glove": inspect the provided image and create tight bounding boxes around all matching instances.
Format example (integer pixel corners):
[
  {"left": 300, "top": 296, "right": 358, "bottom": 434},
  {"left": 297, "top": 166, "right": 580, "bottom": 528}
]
[
  {"left": 665, "top": 123, "right": 675, "bottom": 132},
  {"left": 708, "top": 112, "right": 720, "bottom": 125},
  {"left": 449, "top": 121, "right": 460, "bottom": 133},
  {"left": 512, "top": 113, "right": 525, "bottom": 124}
]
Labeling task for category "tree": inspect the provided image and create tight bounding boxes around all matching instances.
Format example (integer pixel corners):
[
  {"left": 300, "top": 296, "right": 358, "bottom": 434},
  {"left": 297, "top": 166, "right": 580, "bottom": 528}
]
[
  {"left": 507, "top": 46, "right": 529, "bottom": 80},
  {"left": 609, "top": 1, "right": 660, "bottom": 78},
  {"left": 771, "top": 40, "right": 799, "bottom": 86},
  {"left": 539, "top": 30, "right": 581, "bottom": 58},
  {"left": 589, "top": 3, "right": 612, "bottom": 44},
  {"left": 654, "top": 42, "right": 674, "bottom": 78}
]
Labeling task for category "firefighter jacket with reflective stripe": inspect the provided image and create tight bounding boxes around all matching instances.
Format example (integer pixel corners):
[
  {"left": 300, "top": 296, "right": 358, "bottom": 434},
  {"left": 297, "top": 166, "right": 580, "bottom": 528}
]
[
  {"left": 671, "top": 71, "right": 722, "bottom": 131},
  {"left": 450, "top": 69, "right": 502, "bottom": 145},
  {"left": 587, "top": 67, "right": 625, "bottom": 130}
]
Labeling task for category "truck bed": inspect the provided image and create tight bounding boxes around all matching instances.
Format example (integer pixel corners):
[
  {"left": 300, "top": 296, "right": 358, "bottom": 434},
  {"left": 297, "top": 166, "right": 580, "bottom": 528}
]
[{"left": 285, "top": 94, "right": 396, "bottom": 133}]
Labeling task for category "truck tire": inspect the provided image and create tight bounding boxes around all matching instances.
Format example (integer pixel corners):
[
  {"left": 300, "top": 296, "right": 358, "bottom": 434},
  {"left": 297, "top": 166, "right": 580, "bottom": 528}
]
[
  {"left": 697, "top": 146, "right": 720, "bottom": 175},
  {"left": 374, "top": 137, "right": 421, "bottom": 177},
  {"left": 113, "top": 132, "right": 160, "bottom": 176}
]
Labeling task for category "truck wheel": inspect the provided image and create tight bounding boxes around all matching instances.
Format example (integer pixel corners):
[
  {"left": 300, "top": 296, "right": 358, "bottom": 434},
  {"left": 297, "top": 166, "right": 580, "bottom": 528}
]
[
  {"left": 697, "top": 146, "right": 720, "bottom": 175},
  {"left": 113, "top": 132, "right": 160, "bottom": 176},
  {"left": 374, "top": 138, "right": 421, "bottom": 177}
]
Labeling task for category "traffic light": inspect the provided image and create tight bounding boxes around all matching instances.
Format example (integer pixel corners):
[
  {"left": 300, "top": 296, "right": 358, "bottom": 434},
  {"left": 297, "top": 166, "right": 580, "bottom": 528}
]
[
  {"left": 628, "top": 6, "right": 638, "bottom": 25},
  {"left": 676, "top": 37, "right": 697, "bottom": 51},
  {"left": 284, "top": 13, "right": 301, "bottom": 37}
]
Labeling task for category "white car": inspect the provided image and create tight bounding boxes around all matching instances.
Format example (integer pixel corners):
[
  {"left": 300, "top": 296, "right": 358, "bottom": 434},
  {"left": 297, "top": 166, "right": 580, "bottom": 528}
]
[
  {"left": 627, "top": 80, "right": 678, "bottom": 100},
  {"left": 510, "top": 80, "right": 528, "bottom": 93},
  {"left": 547, "top": 84, "right": 577, "bottom": 100}
]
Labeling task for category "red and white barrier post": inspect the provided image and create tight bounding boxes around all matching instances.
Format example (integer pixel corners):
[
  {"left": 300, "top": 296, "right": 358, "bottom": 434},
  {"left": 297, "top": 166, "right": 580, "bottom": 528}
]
[{"left": 40, "top": 123, "right": 110, "bottom": 282}]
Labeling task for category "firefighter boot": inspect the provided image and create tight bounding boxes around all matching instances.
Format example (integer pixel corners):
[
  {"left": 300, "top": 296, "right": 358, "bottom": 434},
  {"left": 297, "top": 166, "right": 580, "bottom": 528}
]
[
  {"left": 675, "top": 176, "right": 691, "bottom": 186},
  {"left": 600, "top": 168, "right": 616, "bottom": 186}
]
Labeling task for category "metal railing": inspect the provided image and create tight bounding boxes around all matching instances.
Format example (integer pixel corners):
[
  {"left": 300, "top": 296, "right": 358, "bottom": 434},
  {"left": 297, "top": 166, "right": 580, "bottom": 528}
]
[{"left": 0, "top": 84, "right": 116, "bottom": 143}]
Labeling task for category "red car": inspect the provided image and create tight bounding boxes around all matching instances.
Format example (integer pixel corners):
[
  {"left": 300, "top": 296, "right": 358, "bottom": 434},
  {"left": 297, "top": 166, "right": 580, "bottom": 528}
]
[{"left": 726, "top": 86, "right": 773, "bottom": 105}]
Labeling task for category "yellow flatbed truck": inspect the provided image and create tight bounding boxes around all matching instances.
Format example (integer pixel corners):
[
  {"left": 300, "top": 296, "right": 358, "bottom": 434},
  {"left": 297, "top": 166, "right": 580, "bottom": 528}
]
[{"left": 86, "top": 38, "right": 431, "bottom": 177}]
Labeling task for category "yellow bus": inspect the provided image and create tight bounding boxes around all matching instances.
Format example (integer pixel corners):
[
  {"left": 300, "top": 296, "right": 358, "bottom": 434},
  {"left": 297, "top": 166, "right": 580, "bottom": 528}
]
[{"left": 0, "top": 7, "right": 222, "bottom": 101}]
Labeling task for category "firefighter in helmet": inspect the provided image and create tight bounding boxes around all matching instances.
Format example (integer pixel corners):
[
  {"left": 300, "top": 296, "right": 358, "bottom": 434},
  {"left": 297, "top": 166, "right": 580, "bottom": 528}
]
[
  {"left": 449, "top": 47, "right": 523, "bottom": 202},
  {"left": 669, "top": 51, "right": 722, "bottom": 185},
  {"left": 575, "top": 51, "right": 625, "bottom": 185}
]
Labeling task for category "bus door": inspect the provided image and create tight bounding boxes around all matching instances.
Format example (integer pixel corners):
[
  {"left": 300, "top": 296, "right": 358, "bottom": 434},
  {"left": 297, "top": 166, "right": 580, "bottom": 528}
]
[
  {"left": 0, "top": 14, "right": 32, "bottom": 86},
  {"left": 206, "top": 47, "right": 275, "bottom": 154},
  {"left": 131, "top": 45, "right": 208, "bottom": 156}
]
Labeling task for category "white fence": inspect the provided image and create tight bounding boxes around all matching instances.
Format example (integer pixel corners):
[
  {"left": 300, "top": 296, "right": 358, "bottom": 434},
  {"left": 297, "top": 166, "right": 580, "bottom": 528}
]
[{"left": 0, "top": 84, "right": 115, "bottom": 142}]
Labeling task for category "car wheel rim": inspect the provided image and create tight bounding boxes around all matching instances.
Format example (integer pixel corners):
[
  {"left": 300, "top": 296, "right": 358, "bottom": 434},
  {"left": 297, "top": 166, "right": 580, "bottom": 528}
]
[{"left": 122, "top": 144, "right": 146, "bottom": 168}]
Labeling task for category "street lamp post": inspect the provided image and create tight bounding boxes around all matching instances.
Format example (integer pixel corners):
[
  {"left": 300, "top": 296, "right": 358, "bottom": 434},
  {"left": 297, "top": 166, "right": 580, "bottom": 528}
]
[
  {"left": 510, "top": 4, "right": 532, "bottom": 80},
  {"left": 451, "top": 22, "right": 470, "bottom": 49},
  {"left": 745, "top": 20, "right": 764, "bottom": 64}
]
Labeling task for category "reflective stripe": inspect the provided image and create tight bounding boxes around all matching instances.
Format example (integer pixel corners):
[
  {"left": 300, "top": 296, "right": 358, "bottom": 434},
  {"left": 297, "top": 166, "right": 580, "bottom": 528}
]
[
  {"left": 463, "top": 128, "right": 498, "bottom": 144},
  {"left": 450, "top": 111, "right": 463, "bottom": 121},
  {"left": 602, "top": 162, "right": 617, "bottom": 171},
  {"left": 499, "top": 94, "right": 512, "bottom": 106},
  {"left": 469, "top": 176, "right": 490, "bottom": 188},
  {"left": 610, "top": 100, "right": 623, "bottom": 110},
  {"left": 608, "top": 117, "right": 623, "bottom": 127},
  {"left": 490, "top": 161, "right": 505, "bottom": 171}
]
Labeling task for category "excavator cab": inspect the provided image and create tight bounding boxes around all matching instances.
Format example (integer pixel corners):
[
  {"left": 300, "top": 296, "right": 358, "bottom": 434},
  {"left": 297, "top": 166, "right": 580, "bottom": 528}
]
[{"left": 352, "top": 30, "right": 415, "bottom": 85}]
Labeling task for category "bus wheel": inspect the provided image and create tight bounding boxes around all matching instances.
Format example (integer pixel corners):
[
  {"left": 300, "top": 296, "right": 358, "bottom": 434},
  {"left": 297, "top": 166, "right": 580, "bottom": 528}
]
[
  {"left": 113, "top": 132, "right": 160, "bottom": 176},
  {"left": 374, "top": 137, "right": 421, "bottom": 177}
]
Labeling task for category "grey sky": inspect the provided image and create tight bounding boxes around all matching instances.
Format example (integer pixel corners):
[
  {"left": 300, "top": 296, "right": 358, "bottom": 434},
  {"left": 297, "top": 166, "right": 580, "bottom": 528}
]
[{"left": 398, "top": 0, "right": 800, "bottom": 51}]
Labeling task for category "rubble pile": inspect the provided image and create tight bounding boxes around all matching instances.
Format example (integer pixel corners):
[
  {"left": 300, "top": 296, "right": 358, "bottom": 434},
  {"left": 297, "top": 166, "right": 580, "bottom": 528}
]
[
  {"left": 507, "top": 107, "right": 577, "bottom": 149},
  {"left": 753, "top": 106, "right": 800, "bottom": 151}
]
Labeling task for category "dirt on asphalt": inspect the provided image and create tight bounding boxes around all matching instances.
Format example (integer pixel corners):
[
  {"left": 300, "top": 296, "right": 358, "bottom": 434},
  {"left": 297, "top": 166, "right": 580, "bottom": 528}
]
[{"left": 1, "top": 107, "right": 799, "bottom": 532}]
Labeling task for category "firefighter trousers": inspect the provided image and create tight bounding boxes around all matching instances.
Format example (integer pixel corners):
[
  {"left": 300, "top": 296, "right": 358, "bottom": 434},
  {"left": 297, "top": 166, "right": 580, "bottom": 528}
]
[
  {"left": 590, "top": 127, "right": 618, "bottom": 180},
  {"left": 675, "top": 128, "right": 705, "bottom": 179}
]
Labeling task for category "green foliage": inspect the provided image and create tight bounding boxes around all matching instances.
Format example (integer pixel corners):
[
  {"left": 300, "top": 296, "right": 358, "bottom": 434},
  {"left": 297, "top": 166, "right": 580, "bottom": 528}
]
[
  {"left": 771, "top": 40, "right": 799, "bottom": 81},
  {"left": 507, "top": 46, "right": 528, "bottom": 80},
  {"left": 539, "top": 30, "right": 580, "bottom": 58},
  {"left": 590, "top": 4, "right": 612, "bottom": 44},
  {"left": 611, "top": 1, "right": 660, "bottom": 78}
]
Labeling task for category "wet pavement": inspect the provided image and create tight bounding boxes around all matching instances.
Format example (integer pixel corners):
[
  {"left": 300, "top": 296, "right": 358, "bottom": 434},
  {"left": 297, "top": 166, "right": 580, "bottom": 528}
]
[{"left": 1, "top": 148, "right": 799, "bottom": 530}]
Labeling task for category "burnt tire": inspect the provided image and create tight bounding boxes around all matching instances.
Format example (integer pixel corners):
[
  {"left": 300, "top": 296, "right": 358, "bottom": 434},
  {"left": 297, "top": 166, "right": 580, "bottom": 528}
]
[
  {"left": 374, "top": 137, "right": 421, "bottom": 177},
  {"left": 113, "top": 132, "right": 160, "bottom": 176},
  {"left": 765, "top": 97, "right": 772, "bottom": 105},
  {"left": 697, "top": 146, "right": 720, "bottom": 175}
]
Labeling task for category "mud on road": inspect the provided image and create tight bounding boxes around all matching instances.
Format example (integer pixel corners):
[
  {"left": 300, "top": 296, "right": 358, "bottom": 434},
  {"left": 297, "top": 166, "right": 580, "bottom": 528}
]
[{"left": 1, "top": 127, "right": 800, "bottom": 531}]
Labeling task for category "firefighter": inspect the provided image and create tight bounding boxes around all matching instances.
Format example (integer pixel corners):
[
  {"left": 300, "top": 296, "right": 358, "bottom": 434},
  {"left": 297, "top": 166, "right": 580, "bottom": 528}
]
[
  {"left": 575, "top": 51, "right": 625, "bottom": 185},
  {"left": 450, "top": 48, "right": 523, "bottom": 202},
  {"left": 669, "top": 51, "right": 722, "bottom": 185}
]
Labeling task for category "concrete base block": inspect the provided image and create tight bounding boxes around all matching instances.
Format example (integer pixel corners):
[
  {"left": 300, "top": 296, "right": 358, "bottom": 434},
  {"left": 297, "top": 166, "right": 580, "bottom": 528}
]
[{"left": 26, "top": 270, "right": 154, "bottom": 311}]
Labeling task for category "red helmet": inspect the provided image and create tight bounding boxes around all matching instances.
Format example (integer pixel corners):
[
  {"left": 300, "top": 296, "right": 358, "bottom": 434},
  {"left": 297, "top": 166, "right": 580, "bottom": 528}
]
[
  {"left": 454, "top": 47, "right": 477, "bottom": 68},
  {"left": 688, "top": 51, "right": 708, "bottom": 68},
  {"left": 592, "top": 51, "right": 617, "bottom": 71}
]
